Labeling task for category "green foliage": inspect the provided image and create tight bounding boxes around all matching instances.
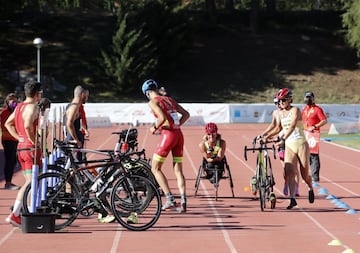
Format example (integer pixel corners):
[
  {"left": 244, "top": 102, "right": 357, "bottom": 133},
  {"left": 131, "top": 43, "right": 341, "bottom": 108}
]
[
  {"left": 101, "top": 0, "right": 192, "bottom": 96},
  {"left": 342, "top": 0, "right": 360, "bottom": 59}
]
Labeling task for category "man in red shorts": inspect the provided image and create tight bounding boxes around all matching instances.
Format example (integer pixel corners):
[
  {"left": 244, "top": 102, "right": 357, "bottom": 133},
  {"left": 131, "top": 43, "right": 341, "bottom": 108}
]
[
  {"left": 5, "top": 81, "right": 43, "bottom": 227},
  {"left": 142, "top": 79, "right": 190, "bottom": 212}
]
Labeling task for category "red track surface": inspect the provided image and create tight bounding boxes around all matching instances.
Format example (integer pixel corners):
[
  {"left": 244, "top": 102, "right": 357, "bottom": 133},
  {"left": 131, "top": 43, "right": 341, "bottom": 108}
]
[{"left": 1, "top": 124, "right": 359, "bottom": 253}]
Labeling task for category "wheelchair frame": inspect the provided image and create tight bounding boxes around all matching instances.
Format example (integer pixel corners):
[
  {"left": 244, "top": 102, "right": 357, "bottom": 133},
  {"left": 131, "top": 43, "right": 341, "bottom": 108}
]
[{"left": 194, "top": 156, "right": 235, "bottom": 201}]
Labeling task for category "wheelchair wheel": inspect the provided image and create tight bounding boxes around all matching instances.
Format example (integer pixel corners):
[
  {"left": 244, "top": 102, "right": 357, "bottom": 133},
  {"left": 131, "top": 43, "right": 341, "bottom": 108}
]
[
  {"left": 194, "top": 164, "right": 204, "bottom": 197},
  {"left": 224, "top": 159, "right": 235, "bottom": 198}
]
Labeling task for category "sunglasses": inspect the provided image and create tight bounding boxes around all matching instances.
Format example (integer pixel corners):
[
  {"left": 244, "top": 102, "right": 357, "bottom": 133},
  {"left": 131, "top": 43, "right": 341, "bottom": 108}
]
[
  {"left": 274, "top": 102, "right": 279, "bottom": 105},
  {"left": 279, "top": 98, "right": 288, "bottom": 103}
]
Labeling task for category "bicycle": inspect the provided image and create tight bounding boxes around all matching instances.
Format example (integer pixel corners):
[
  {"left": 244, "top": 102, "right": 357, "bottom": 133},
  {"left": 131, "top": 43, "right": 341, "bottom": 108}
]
[
  {"left": 244, "top": 137, "right": 277, "bottom": 211},
  {"left": 22, "top": 139, "right": 162, "bottom": 231}
]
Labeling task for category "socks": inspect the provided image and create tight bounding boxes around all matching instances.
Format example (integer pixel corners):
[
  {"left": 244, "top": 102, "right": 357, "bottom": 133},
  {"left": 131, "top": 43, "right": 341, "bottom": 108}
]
[
  {"left": 13, "top": 200, "right": 22, "bottom": 216},
  {"left": 181, "top": 194, "right": 186, "bottom": 204}
]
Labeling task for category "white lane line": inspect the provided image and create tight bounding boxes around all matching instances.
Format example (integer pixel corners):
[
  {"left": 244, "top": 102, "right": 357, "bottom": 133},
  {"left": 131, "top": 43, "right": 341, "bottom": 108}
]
[
  {"left": 110, "top": 227, "right": 123, "bottom": 253},
  {"left": 184, "top": 145, "right": 238, "bottom": 253},
  {"left": 227, "top": 145, "right": 353, "bottom": 251},
  {"left": 0, "top": 227, "right": 16, "bottom": 247}
]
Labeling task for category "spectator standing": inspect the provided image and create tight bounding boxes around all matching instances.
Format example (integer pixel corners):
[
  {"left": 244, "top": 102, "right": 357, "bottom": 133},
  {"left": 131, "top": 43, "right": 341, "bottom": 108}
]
[
  {"left": 142, "top": 79, "right": 190, "bottom": 212},
  {"left": 301, "top": 91, "right": 327, "bottom": 183},
  {"left": 4, "top": 81, "right": 43, "bottom": 227},
  {"left": 1, "top": 93, "right": 20, "bottom": 190}
]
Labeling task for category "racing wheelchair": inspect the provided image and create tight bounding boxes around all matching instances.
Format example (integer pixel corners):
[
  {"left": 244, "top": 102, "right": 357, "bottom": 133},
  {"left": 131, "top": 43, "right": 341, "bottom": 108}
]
[{"left": 194, "top": 156, "right": 235, "bottom": 201}]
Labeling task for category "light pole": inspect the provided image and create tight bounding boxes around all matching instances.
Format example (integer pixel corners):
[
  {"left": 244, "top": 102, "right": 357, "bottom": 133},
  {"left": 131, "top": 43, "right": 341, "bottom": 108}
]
[{"left": 33, "top": 37, "right": 44, "bottom": 83}]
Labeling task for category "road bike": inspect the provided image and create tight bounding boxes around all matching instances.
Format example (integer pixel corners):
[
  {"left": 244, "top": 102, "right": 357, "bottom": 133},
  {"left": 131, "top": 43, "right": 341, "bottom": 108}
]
[
  {"left": 22, "top": 135, "right": 161, "bottom": 231},
  {"left": 244, "top": 137, "right": 277, "bottom": 211}
]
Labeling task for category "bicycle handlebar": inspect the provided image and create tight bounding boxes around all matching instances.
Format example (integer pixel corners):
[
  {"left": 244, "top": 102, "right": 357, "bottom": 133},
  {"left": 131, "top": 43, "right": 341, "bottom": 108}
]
[{"left": 244, "top": 142, "right": 276, "bottom": 161}]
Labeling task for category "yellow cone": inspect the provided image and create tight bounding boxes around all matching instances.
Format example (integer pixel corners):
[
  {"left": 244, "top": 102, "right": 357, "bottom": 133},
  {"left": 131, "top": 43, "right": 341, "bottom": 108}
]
[
  {"left": 244, "top": 186, "right": 250, "bottom": 192},
  {"left": 328, "top": 239, "right": 342, "bottom": 246},
  {"left": 342, "top": 249, "right": 355, "bottom": 253}
]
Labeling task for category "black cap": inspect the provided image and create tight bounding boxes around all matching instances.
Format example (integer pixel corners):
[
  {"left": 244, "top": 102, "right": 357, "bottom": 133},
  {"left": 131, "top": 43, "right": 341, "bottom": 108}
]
[{"left": 304, "top": 91, "right": 314, "bottom": 97}]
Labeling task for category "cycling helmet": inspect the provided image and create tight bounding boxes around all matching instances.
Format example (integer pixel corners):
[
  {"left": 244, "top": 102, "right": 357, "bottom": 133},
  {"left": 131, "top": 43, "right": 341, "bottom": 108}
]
[
  {"left": 205, "top": 122, "right": 218, "bottom": 134},
  {"left": 142, "top": 79, "right": 158, "bottom": 95},
  {"left": 276, "top": 88, "right": 293, "bottom": 100}
]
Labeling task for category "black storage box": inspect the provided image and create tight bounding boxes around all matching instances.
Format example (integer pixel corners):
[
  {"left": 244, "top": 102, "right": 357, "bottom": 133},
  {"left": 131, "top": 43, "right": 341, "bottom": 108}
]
[{"left": 21, "top": 213, "right": 56, "bottom": 233}]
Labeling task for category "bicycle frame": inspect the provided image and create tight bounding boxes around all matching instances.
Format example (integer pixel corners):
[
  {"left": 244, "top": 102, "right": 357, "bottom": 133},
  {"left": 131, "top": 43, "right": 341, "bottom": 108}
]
[{"left": 244, "top": 138, "right": 276, "bottom": 211}]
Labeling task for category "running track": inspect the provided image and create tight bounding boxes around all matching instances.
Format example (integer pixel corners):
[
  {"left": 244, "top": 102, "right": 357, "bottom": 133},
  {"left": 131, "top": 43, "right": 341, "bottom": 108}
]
[{"left": 0, "top": 123, "right": 359, "bottom": 253}]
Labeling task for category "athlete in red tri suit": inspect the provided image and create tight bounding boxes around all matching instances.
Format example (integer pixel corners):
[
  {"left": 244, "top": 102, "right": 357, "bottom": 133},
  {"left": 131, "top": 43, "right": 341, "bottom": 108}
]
[
  {"left": 142, "top": 79, "right": 190, "bottom": 212},
  {"left": 4, "top": 81, "right": 43, "bottom": 227}
]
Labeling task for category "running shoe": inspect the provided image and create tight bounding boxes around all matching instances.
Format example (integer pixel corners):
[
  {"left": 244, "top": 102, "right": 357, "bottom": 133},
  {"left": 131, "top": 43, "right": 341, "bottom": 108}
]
[
  {"left": 250, "top": 176, "right": 257, "bottom": 195},
  {"left": 308, "top": 189, "right": 315, "bottom": 203},
  {"left": 5, "top": 213, "right": 21, "bottom": 227},
  {"left": 4, "top": 183, "right": 20, "bottom": 190},
  {"left": 286, "top": 198, "right": 297, "bottom": 210},
  {"left": 97, "top": 214, "right": 115, "bottom": 223},
  {"left": 127, "top": 212, "right": 138, "bottom": 224},
  {"left": 161, "top": 199, "right": 177, "bottom": 211},
  {"left": 176, "top": 202, "right": 186, "bottom": 213},
  {"left": 283, "top": 182, "right": 289, "bottom": 196}
]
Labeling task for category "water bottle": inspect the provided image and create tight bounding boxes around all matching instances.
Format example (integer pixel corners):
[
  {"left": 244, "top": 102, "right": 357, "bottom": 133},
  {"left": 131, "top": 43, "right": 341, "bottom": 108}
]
[
  {"left": 250, "top": 176, "right": 257, "bottom": 194},
  {"left": 121, "top": 143, "right": 129, "bottom": 153}
]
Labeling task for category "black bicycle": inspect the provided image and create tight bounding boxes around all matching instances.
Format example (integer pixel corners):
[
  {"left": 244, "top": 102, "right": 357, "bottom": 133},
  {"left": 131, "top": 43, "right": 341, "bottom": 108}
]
[
  {"left": 244, "top": 137, "right": 277, "bottom": 211},
  {"left": 22, "top": 139, "right": 162, "bottom": 231}
]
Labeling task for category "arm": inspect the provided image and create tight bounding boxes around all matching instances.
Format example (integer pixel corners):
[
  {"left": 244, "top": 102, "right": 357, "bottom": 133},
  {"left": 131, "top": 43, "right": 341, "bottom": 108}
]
[
  {"left": 175, "top": 102, "right": 190, "bottom": 126},
  {"left": 79, "top": 104, "right": 89, "bottom": 137},
  {"left": 148, "top": 99, "right": 166, "bottom": 134},
  {"left": 314, "top": 107, "right": 327, "bottom": 129}
]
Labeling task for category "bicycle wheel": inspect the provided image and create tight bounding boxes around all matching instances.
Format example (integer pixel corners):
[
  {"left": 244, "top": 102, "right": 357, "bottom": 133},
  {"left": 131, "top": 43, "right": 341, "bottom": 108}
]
[
  {"left": 257, "top": 165, "right": 266, "bottom": 211},
  {"left": 122, "top": 158, "right": 158, "bottom": 187},
  {"left": 22, "top": 172, "right": 82, "bottom": 230},
  {"left": 110, "top": 175, "right": 162, "bottom": 231},
  {"left": 266, "top": 157, "right": 276, "bottom": 209}
]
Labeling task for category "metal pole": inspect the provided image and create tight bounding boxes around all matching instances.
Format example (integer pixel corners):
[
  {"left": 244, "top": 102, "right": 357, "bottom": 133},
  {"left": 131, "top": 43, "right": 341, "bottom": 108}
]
[
  {"left": 33, "top": 37, "right": 43, "bottom": 83},
  {"left": 37, "top": 47, "right": 41, "bottom": 82}
]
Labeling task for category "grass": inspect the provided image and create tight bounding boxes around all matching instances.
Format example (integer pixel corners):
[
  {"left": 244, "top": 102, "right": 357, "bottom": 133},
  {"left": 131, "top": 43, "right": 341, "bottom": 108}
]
[{"left": 321, "top": 133, "right": 360, "bottom": 150}]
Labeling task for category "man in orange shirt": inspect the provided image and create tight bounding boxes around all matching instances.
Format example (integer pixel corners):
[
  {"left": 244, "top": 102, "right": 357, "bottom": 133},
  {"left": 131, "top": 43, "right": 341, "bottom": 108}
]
[{"left": 301, "top": 91, "right": 327, "bottom": 183}]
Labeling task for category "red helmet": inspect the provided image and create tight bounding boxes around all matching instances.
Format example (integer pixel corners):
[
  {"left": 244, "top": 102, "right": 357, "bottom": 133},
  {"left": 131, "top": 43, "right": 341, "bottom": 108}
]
[
  {"left": 276, "top": 88, "right": 293, "bottom": 100},
  {"left": 205, "top": 122, "right": 218, "bottom": 134}
]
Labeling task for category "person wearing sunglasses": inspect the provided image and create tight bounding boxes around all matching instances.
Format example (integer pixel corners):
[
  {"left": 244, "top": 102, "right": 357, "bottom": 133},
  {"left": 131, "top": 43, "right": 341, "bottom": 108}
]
[
  {"left": 199, "top": 122, "right": 226, "bottom": 184},
  {"left": 265, "top": 88, "right": 314, "bottom": 209},
  {"left": 257, "top": 94, "right": 300, "bottom": 197}
]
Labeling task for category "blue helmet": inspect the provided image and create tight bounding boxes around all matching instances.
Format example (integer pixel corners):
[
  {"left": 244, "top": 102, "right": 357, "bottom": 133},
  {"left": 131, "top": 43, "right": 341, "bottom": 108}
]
[{"left": 142, "top": 79, "right": 158, "bottom": 95}]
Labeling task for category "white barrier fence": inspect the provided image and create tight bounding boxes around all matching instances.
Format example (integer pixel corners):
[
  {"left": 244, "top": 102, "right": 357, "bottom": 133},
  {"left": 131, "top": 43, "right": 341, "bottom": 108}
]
[{"left": 49, "top": 103, "right": 360, "bottom": 133}]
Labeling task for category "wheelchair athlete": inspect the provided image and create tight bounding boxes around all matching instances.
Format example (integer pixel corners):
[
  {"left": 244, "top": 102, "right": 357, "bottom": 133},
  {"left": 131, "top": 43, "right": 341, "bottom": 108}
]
[{"left": 198, "top": 123, "right": 226, "bottom": 184}]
